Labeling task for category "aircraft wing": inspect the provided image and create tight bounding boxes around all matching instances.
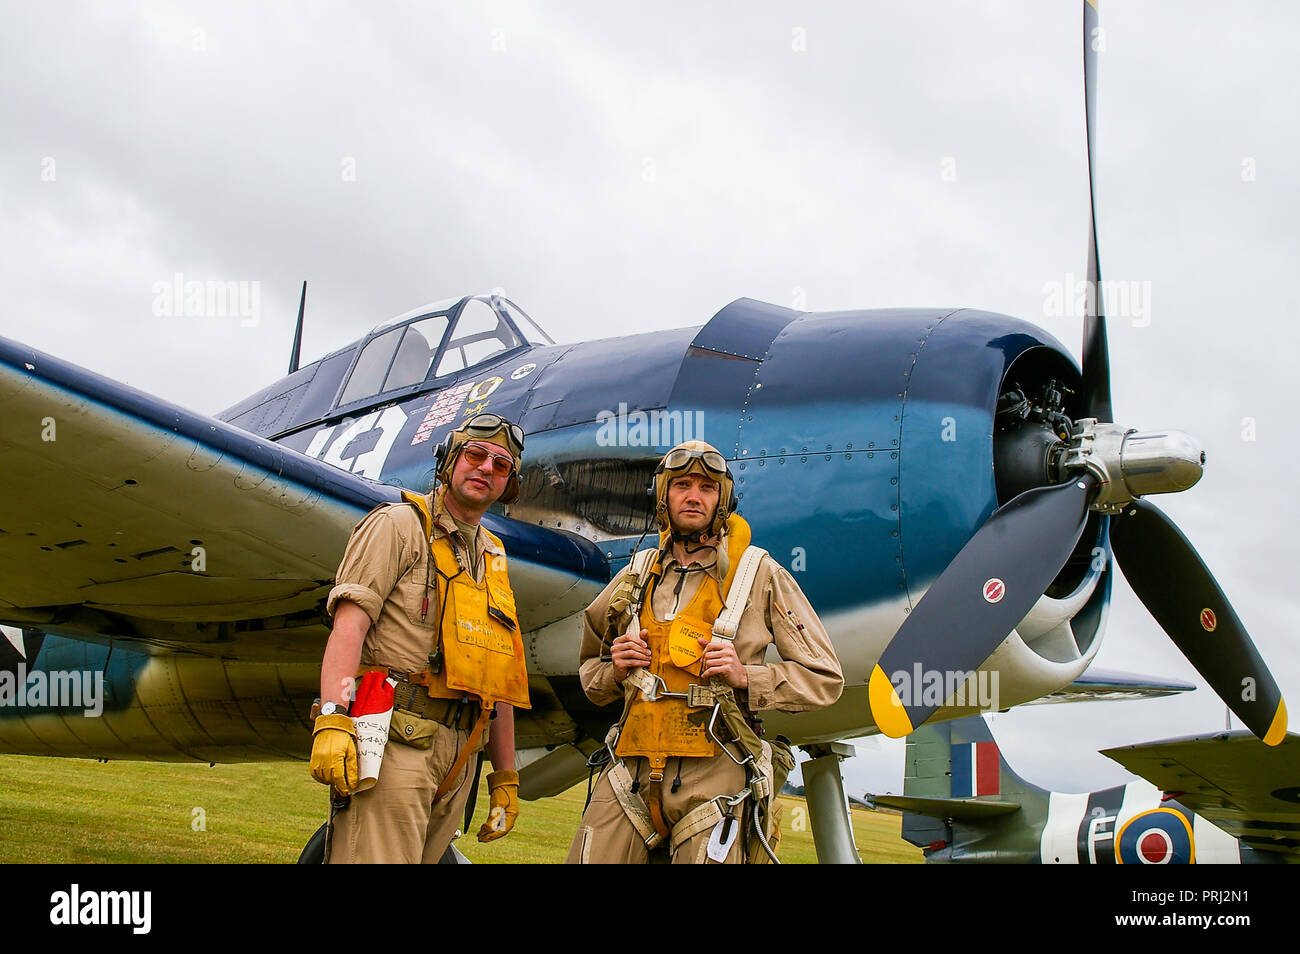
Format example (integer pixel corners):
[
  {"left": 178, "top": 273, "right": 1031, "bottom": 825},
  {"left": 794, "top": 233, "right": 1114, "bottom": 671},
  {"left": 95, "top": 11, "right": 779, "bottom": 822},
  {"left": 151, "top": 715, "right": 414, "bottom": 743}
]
[
  {"left": 862, "top": 793, "right": 1021, "bottom": 820},
  {"left": 1101, "top": 731, "right": 1300, "bottom": 856},
  {"left": 0, "top": 336, "right": 608, "bottom": 656},
  {"left": 1025, "top": 667, "right": 1196, "bottom": 705}
]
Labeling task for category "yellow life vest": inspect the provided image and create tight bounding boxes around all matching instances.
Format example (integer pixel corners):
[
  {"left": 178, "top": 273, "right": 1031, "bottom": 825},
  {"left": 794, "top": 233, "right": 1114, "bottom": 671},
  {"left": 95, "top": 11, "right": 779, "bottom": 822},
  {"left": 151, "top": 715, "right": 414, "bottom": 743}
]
[
  {"left": 401, "top": 491, "right": 531, "bottom": 711},
  {"left": 614, "top": 515, "right": 752, "bottom": 767}
]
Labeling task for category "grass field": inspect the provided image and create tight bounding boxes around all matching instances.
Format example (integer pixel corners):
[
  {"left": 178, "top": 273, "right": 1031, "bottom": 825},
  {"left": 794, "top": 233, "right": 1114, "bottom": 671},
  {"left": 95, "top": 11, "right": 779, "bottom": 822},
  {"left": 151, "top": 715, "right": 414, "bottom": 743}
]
[{"left": 0, "top": 754, "right": 922, "bottom": 864}]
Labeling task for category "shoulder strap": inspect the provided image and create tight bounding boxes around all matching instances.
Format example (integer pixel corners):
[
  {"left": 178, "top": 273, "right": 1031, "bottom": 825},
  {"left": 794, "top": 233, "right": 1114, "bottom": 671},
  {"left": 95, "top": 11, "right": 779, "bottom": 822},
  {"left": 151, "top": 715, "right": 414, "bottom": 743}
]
[
  {"left": 623, "top": 547, "right": 659, "bottom": 622},
  {"left": 712, "top": 546, "right": 767, "bottom": 641},
  {"left": 629, "top": 546, "right": 657, "bottom": 578}
]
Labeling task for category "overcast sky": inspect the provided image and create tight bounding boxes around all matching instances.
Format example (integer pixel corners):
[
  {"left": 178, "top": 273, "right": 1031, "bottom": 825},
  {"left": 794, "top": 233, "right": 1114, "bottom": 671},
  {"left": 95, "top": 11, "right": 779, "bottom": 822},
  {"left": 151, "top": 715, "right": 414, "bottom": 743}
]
[{"left": 2, "top": 1, "right": 1297, "bottom": 801}]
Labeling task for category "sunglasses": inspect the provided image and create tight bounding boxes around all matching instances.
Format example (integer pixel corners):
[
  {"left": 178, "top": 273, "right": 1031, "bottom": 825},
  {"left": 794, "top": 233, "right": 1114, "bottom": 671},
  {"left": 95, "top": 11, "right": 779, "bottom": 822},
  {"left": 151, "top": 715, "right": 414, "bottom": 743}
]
[
  {"left": 657, "top": 446, "right": 728, "bottom": 476},
  {"left": 463, "top": 413, "right": 525, "bottom": 451},
  {"left": 460, "top": 442, "right": 516, "bottom": 478}
]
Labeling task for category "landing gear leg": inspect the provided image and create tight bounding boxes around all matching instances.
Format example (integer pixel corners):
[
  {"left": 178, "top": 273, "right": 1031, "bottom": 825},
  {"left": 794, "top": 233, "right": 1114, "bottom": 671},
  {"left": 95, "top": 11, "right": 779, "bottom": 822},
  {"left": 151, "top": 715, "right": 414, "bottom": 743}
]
[{"left": 801, "top": 742, "right": 860, "bottom": 864}]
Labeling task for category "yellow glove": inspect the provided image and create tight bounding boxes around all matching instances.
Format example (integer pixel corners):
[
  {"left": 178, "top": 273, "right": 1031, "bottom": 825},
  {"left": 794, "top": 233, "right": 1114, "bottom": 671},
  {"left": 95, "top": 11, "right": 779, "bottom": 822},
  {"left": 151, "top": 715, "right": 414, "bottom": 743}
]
[
  {"left": 477, "top": 769, "right": 519, "bottom": 842},
  {"left": 310, "top": 713, "right": 359, "bottom": 796}
]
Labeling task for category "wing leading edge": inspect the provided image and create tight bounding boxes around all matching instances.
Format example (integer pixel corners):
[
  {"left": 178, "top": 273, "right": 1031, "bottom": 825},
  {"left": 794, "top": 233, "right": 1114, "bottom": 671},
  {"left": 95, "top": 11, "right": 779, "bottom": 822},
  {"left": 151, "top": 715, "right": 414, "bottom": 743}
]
[
  {"left": 0, "top": 335, "right": 607, "bottom": 649},
  {"left": 1102, "top": 731, "right": 1300, "bottom": 856}
]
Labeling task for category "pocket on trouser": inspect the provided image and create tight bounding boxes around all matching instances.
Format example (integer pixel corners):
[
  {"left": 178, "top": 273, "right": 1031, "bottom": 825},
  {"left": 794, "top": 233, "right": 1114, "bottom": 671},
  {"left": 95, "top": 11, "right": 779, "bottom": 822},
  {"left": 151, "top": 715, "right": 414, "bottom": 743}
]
[
  {"left": 389, "top": 709, "right": 438, "bottom": 749},
  {"left": 568, "top": 825, "right": 593, "bottom": 864},
  {"left": 588, "top": 766, "right": 619, "bottom": 806},
  {"left": 769, "top": 737, "right": 796, "bottom": 795}
]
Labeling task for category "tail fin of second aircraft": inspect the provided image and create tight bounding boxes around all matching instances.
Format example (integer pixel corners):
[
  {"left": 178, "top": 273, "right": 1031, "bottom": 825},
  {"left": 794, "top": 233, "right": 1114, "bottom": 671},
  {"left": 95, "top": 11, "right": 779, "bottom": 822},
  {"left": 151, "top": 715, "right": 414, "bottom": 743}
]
[
  {"left": 906, "top": 714, "right": 1040, "bottom": 801},
  {"left": 866, "top": 715, "right": 1049, "bottom": 861}
]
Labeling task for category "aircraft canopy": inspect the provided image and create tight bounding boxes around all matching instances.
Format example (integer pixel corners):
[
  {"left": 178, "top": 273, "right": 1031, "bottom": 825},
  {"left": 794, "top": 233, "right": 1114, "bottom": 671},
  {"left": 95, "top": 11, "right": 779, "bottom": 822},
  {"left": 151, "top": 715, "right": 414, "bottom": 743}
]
[{"left": 337, "top": 295, "right": 553, "bottom": 412}]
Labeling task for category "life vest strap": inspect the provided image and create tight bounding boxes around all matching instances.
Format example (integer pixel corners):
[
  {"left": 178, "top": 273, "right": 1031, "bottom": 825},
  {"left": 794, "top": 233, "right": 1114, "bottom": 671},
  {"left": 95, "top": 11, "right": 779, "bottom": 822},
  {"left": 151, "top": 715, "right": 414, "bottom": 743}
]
[
  {"left": 643, "top": 780, "right": 671, "bottom": 841},
  {"left": 710, "top": 546, "right": 768, "bottom": 640},
  {"left": 600, "top": 751, "right": 752, "bottom": 853},
  {"left": 431, "top": 706, "right": 493, "bottom": 805},
  {"left": 605, "top": 757, "right": 663, "bottom": 849}
]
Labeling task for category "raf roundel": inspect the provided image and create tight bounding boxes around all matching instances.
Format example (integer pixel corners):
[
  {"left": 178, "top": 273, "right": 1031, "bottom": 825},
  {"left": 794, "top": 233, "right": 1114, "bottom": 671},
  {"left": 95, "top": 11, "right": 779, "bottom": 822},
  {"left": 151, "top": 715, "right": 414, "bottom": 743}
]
[
  {"left": 1136, "top": 828, "right": 1173, "bottom": 863},
  {"left": 1115, "top": 808, "right": 1195, "bottom": 864},
  {"left": 982, "top": 578, "right": 1005, "bottom": 604}
]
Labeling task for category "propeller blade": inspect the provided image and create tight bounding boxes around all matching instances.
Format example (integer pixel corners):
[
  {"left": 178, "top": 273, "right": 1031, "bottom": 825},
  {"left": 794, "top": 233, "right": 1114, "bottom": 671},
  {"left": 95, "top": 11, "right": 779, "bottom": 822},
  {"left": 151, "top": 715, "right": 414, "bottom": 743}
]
[
  {"left": 869, "top": 475, "right": 1097, "bottom": 737},
  {"left": 1110, "top": 498, "right": 1287, "bottom": 745},
  {"left": 1081, "top": 0, "right": 1112, "bottom": 422}
]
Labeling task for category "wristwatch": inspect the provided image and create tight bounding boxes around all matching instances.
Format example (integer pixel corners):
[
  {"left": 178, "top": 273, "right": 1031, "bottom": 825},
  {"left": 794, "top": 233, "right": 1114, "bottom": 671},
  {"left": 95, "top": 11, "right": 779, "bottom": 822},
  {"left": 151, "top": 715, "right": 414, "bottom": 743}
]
[{"left": 320, "top": 701, "right": 348, "bottom": 717}]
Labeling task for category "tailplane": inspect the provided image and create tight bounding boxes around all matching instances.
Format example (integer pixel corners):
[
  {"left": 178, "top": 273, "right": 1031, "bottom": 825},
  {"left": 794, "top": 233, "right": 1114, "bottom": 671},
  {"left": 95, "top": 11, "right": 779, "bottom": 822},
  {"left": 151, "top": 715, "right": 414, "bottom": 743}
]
[{"left": 867, "top": 715, "right": 1047, "bottom": 862}]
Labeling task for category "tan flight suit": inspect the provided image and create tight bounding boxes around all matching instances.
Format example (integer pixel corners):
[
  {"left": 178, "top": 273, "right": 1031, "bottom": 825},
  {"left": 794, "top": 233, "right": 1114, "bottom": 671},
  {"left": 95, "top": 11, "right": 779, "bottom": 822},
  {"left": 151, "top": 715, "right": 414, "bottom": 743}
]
[
  {"left": 566, "top": 531, "right": 843, "bottom": 864},
  {"left": 325, "top": 487, "right": 506, "bottom": 864}
]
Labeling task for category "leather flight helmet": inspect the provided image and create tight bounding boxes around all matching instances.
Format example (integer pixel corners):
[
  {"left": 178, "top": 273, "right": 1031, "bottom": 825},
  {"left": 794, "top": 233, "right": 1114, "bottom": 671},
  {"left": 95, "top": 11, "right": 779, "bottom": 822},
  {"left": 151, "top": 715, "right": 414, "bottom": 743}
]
[
  {"left": 653, "top": 440, "right": 736, "bottom": 537},
  {"left": 434, "top": 413, "right": 525, "bottom": 505}
]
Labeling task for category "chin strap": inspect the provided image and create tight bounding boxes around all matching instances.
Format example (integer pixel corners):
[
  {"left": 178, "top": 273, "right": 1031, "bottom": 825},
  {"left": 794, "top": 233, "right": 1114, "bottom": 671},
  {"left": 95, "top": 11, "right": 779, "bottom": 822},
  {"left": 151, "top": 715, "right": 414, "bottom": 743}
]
[{"left": 668, "top": 530, "right": 717, "bottom": 555}]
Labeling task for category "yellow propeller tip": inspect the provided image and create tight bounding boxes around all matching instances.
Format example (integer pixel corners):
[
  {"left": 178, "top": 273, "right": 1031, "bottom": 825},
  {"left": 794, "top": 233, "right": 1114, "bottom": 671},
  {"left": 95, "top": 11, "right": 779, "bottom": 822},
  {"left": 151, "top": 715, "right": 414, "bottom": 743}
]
[
  {"left": 1263, "top": 698, "right": 1287, "bottom": 747},
  {"left": 869, "top": 666, "right": 915, "bottom": 738}
]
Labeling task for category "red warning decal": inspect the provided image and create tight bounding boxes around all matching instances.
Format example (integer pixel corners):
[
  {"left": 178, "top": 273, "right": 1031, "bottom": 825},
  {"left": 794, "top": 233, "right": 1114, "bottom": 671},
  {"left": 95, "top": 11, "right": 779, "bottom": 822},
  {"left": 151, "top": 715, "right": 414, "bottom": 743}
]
[
  {"left": 1200, "top": 608, "right": 1217, "bottom": 632},
  {"left": 982, "top": 578, "right": 1005, "bottom": 604}
]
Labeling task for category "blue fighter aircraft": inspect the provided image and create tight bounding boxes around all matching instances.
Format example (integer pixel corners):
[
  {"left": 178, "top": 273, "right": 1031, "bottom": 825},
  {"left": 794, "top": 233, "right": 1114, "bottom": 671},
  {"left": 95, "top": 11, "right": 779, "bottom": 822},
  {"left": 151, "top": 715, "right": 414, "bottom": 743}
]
[{"left": 0, "top": 1, "right": 1287, "bottom": 859}]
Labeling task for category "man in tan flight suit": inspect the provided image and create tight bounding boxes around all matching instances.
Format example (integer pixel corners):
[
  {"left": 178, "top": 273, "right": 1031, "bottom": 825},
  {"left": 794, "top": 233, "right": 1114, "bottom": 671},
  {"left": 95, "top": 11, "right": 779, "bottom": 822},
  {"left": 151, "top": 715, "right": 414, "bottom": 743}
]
[
  {"left": 310, "top": 413, "right": 530, "bottom": 863},
  {"left": 566, "top": 440, "right": 843, "bottom": 864}
]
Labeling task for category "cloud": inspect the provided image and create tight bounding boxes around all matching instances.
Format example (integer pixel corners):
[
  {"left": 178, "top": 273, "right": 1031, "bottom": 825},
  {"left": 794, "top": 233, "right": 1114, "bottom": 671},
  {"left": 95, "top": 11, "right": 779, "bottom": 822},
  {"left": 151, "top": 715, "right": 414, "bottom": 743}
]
[{"left": 1, "top": 0, "right": 1295, "bottom": 796}]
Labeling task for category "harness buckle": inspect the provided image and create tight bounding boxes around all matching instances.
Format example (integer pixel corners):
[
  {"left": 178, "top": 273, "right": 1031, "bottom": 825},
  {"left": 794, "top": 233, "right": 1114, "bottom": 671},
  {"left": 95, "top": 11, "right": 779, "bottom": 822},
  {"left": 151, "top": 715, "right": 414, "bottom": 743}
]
[
  {"left": 686, "top": 683, "right": 719, "bottom": 708},
  {"left": 639, "top": 672, "right": 688, "bottom": 703},
  {"left": 723, "top": 787, "right": 751, "bottom": 809},
  {"left": 708, "top": 705, "right": 754, "bottom": 767}
]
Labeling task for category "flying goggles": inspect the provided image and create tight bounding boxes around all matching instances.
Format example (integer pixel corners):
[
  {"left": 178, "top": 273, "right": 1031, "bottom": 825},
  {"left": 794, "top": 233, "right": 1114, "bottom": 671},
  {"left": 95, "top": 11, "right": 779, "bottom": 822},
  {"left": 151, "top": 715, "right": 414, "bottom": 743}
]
[
  {"left": 655, "top": 446, "right": 728, "bottom": 479},
  {"left": 461, "top": 413, "right": 525, "bottom": 457}
]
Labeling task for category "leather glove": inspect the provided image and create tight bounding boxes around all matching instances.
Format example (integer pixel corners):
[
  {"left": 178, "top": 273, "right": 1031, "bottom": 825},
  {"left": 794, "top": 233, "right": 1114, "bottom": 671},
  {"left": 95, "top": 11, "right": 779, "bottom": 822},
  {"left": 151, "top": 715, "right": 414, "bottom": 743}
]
[
  {"left": 310, "top": 713, "right": 359, "bottom": 796},
  {"left": 477, "top": 769, "right": 519, "bottom": 842}
]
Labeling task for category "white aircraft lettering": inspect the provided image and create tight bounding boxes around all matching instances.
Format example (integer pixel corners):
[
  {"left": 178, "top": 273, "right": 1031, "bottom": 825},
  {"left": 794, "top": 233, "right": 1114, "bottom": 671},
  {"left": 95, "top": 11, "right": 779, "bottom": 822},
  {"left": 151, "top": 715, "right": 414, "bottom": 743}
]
[
  {"left": 1086, "top": 810, "right": 1117, "bottom": 864},
  {"left": 307, "top": 406, "right": 408, "bottom": 480}
]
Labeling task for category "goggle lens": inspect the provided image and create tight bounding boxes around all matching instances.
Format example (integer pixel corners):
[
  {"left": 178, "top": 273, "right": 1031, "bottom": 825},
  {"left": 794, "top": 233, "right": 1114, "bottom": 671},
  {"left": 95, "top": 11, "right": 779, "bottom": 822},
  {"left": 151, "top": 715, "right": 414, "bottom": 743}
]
[{"left": 661, "top": 448, "right": 728, "bottom": 475}]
